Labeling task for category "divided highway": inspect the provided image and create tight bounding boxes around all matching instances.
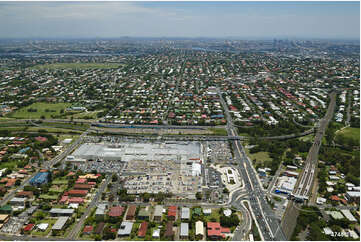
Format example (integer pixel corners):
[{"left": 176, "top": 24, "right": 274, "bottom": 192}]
[{"left": 218, "top": 88, "right": 287, "bottom": 241}]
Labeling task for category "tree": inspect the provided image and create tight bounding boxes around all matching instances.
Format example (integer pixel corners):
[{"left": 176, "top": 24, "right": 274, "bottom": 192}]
[
  {"left": 220, "top": 214, "right": 240, "bottom": 228},
  {"left": 102, "top": 226, "right": 115, "bottom": 240},
  {"left": 196, "top": 192, "right": 202, "bottom": 200},
  {"left": 111, "top": 174, "right": 118, "bottom": 182}
]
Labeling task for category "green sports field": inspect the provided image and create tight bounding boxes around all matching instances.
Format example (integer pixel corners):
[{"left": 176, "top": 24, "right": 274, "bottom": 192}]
[{"left": 8, "top": 102, "right": 71, "bottom": 119}]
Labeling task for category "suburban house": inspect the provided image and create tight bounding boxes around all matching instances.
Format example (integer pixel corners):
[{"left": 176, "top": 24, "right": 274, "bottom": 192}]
[
  {"left": 168, "top": 206, "right": 177, "bottom": 220},
  {"left": 126, "top": 205, "right": 137, "bottom": 220},
  {"left": 180, "top": 223, "right": 189, "bottom": 239},
  {"left": 153, "top": 205, "right": 163, "bottom": 221},
  {"left": 118, "top": 221, "right": 133, "bottom": 237}
]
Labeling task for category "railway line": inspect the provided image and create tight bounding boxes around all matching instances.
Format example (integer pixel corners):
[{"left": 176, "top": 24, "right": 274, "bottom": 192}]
[
  {"left": 282, "top": 91, "right": 336, "bottom": 239},
  {"left": 292, "top": 92, "right": 336, "bottom": 200}
]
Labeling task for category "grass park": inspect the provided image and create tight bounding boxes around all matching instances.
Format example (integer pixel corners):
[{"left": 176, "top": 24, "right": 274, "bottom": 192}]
[
  {"left": 49, "top": 185, "right": 67, "bottom": 193},
  {"left": 243, "top": 144, "right": 273, "bottom": 167},
  {"left": 52, "top": 178, "right": 68, "bottom": 185},
  {"left": 33, "top": 63, "right": 122, "bottom": 70},
  {"left": 8, "top": 102, "right": 72, "bottom": 119},
  {"left": 336, "top": 127, "right": 360, "bottom": 143},
  {"left": 209, "top": 128, "right": 228, "bottom": 136},
  {"left": 0, "top": 160, "right": 18, "bottom": 169},
  {"left": 39, "top": 194, "right": 59, "bottom": 200}
]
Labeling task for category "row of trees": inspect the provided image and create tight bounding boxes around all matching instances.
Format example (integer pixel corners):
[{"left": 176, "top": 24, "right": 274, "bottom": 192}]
[{"left": 237, "top": 119, "right": 307, "bottom": 137}]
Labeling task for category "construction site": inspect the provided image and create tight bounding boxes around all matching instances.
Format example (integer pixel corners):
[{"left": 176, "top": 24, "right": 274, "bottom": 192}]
[{"left": 69, "top": 140, "right": 205, "bottom": 198}]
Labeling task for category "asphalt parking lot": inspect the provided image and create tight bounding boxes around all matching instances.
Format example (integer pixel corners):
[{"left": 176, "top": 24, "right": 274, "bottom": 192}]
[
  {"left": 205, "top": 167, "right": 225, "bottom": 203},
  {"left": 207, "top": 141, "right": 233, "bottom": 163},
  {"left": 207, "top": 167, "right": 223, "bottom": 188}
]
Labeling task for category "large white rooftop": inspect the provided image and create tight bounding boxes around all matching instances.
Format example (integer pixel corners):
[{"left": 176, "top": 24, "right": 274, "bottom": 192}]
[{"left": 72, "top": 141, "right": 201, "bottom": 162}]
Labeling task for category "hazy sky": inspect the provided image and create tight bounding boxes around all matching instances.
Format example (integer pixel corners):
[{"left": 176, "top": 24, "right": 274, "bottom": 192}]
[{"left": 0, "top": 1, "right": 359, "bottom": 39}]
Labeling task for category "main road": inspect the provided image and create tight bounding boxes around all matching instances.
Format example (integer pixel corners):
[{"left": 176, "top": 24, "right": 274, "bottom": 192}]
[
  {"left": 218, "top": 88, "right": 287, "bottom": 241},
  {"left": 67, "top": 175, "right": 112, "bottom": 240}
]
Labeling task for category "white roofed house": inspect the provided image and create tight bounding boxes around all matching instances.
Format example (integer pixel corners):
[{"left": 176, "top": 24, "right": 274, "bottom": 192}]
[
  {"left": 223, "top": 209, "right": 232, "bottom": 217},
  {"left": 152, "top": 228, "right": 160, "bottom": 238},
  {"left": 180, "top": 223, "right": 189, "bottom": 239},
  {"left": 181, "top": 207, "right": 190, "bottom": 221},
  {"left": 329, "top": 175, "right": 340, "bottom": 180},
  {"left": 118, "top": 221, "right": 133, "bottom": 237},
  {"left": 316, "top": 197, "right": 327, "bottom": 205},
  {"left": 195, "top": 221, "right": 204, "bottom": 238},
  {"left": 95, "top": 203, "right": 107, "bottom": 220},
  {"left": 37, "top": 223, "right": 49, "bottom": 231},
  {"left": 203, "top": 208, "right": 211, "bottom": 215}
]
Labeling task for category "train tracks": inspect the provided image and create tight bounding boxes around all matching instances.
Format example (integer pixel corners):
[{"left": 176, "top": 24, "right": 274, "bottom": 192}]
[
  {"left": 292, "top": 92, "right": 336, "bottom": 200},
  {"left": 282, "top": 91, "right": 336, "bottom": 239}
]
